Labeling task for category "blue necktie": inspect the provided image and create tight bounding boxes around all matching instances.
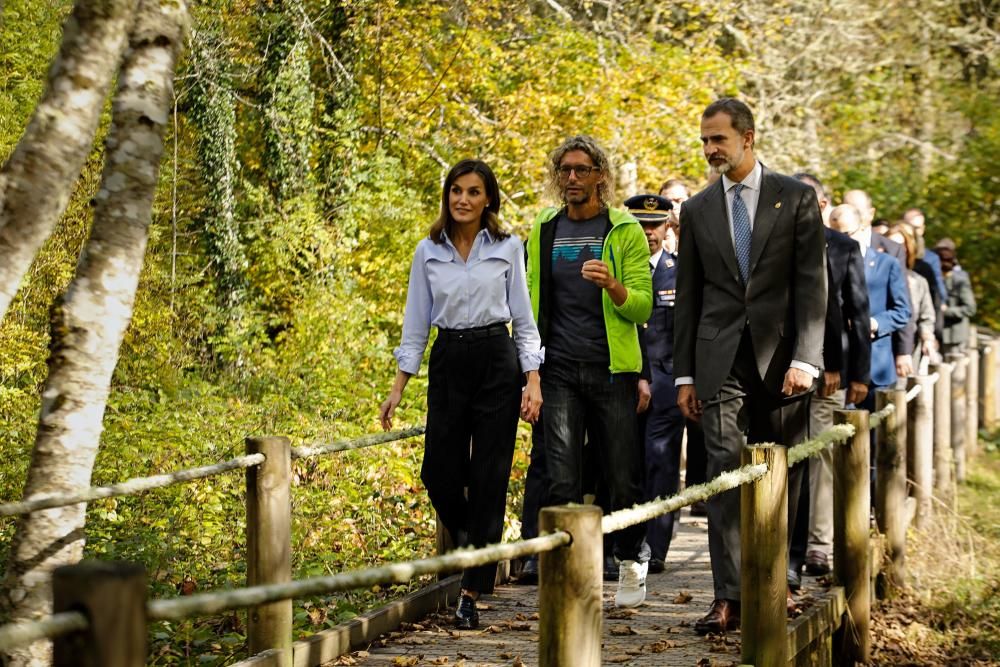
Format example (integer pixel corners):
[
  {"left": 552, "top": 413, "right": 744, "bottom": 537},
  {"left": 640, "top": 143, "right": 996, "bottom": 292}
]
[{"left": 731, "top": 183, "right": 752, "bottom": 284}]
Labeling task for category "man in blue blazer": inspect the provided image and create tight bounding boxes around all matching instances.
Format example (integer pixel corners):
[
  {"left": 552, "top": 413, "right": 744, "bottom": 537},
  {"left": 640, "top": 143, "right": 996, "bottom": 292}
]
[{"left": 829, "top": 205, "right": 911, "bottom": 391}]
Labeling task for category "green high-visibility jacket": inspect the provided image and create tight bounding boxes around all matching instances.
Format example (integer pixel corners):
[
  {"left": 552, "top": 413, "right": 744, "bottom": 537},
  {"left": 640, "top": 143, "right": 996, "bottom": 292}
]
[{"left": 526, "top": 206, "right": 653, "bottom": 374}]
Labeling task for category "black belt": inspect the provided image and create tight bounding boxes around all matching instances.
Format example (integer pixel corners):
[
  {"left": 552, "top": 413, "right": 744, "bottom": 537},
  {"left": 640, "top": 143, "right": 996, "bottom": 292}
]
[{"left": 437, "top": 322, "right": 510, "bottom": 341}]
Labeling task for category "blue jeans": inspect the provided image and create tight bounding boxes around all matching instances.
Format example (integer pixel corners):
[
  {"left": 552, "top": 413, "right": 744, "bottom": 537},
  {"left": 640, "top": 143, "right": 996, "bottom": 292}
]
[{"left": 540, "top": 357, "right": 648, "bottom": 562}]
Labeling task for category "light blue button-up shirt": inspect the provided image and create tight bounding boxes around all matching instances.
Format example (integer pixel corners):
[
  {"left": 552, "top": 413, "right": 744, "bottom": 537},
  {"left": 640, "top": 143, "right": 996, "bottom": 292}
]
[{"left": 393, "top": 228, "right": 543, "bottom": 375}]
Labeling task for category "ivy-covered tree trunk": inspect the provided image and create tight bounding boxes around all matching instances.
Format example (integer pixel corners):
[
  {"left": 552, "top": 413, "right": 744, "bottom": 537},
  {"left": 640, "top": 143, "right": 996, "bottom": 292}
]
[
  {"left": 265, "top": 25, "right": 316, "bottom": 204},
  {"left": 0, "top": 0, "right": 137, "bottom": 321},
  {"left": 0, "top": 2, "right": 189, "bottom": 664},
  {"left": 188, "top": 30, "right": 251, "bottom": 364}
]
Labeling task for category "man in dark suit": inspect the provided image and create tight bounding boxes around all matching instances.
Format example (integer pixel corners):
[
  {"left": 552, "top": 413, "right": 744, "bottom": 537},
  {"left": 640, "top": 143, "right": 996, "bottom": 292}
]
[
  {"left": 789, "top": 174, "right": 871, "bottom": 583},
  {"left": 674, "top": 99, "right": 828, "bottom": 634},
  {"left": 844, "top": 189, "right": 915, "bottom": 381}
]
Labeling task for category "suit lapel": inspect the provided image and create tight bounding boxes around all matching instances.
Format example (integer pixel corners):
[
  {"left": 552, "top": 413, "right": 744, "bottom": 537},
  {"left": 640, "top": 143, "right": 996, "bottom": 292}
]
[
  {"left": 749, "top": 166, "right": 782, "bottom": 275},
  {"left": 705, "top": 179, "right": 742, "bottom": 284}
]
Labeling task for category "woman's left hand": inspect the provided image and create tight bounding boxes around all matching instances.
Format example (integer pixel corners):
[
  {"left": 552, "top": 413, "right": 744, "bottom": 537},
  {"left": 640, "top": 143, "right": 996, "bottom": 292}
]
[{"left": 520, "top": 372, "right": 542, "bottom": 423}]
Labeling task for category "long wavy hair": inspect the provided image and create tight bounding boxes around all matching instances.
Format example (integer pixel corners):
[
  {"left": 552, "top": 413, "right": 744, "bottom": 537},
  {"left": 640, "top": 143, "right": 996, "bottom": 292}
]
[
  {"left": 429, "top": 159, "right": 507, "bottom": 244},
  {"left": 544, "top": 135, "right": 615, "bottom": 208},
  {"left": 888, "top": 223, "right": 917, "bottom": 270}
]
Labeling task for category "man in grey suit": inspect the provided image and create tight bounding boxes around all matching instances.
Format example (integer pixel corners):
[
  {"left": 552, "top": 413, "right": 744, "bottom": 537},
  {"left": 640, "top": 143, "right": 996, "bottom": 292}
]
[{"left": 674, "top": 98, "right": 828, "bottom": 634}]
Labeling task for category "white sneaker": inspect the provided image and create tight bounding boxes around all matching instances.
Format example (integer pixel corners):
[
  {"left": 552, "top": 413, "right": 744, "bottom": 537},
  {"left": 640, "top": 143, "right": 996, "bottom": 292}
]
[{"left": 615, "top": 559, "right": 648, "bottom": 608}]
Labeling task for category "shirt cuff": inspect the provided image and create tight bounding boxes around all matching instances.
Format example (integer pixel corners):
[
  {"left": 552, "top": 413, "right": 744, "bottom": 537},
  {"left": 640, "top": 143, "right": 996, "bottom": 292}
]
[
  {"left": 790, "top": 360, "right": 820, "bottom": 378},
  {"left": 674, "top": 376, "right": 694, "bottom": 387},
  {"left": 518, "top": 349, "right": 544, "bottom": 373},
  {"left": 393, "top": 347, "right": 422, "bottom": 376}
]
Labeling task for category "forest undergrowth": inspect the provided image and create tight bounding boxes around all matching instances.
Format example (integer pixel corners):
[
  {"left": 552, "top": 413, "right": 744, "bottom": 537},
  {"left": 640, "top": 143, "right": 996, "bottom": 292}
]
[{"left": 871, "top": 436, "right": 1000, "bottom": 666}]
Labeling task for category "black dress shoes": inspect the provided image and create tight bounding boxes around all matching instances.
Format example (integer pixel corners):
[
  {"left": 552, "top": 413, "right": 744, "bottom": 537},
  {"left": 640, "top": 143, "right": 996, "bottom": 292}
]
[
  {"left": 787, "top": 567, "right": 802, "bottom": 591},
  {"left": 805, "top": 549, "right": 831, "bottom": 575},
  {"left": 648, "top": 558, "right": 666, "bottom": 574},
  {"left": 454, "top": 594, "right": 479, "bottom": 629},
  {"left": 517, "top": 556, "right": 538, "bottom": 585},
  {"left": 694, "top": 598, "right": 740, "bottom": 634}
]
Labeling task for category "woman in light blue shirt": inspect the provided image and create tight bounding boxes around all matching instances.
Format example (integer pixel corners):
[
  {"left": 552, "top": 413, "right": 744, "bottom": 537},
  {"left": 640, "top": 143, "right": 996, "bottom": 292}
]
[{"left": 379, "top": 159, "right": 542, "bottom": 629}]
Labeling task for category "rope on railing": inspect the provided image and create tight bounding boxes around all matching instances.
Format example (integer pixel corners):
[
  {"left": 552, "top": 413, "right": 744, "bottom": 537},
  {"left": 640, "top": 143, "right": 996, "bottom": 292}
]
[
  {"left": 906, "top": 384, "right": 922, "bottom": 403},
  {"left": 291, "top": 426, "right": 424, "bottom": 460},
  {"left": 601, "top": 463, "right": 768, "bottom": 534},
  {"left": 0, "top": 454, "right": 266, "bottom": 518},
  {"left": 147, "top": 532, "right": 567, "bottom": 622},
  {"left": 0, "top": 427, "right": 426, "bottom": 518},
  {"left": 603, "top": 412, "right": 870, "bottom": 534},
  {"left": 0, "top": 611, "right": 88, "bottom": 652},
  {"left": 869, "top": 402, "right": 895, "bottom": 429},
  {"left": 787, "top": 423, "right": 857, "bottom": 466}
]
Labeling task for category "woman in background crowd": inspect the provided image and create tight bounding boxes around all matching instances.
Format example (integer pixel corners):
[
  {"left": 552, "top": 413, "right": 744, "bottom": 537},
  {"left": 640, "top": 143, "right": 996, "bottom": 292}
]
[{"left": 888, "top": 223, "right": 939, "bottom": 373}]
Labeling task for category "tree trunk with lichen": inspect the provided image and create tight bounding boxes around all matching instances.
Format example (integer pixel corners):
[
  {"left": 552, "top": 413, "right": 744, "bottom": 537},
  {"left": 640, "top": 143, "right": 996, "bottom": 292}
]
[
  {"left": 0, "top": 2, "right": 189, "bottom": 664},
  {"left": 0, "top": 0, "right": 137, "bottom": 321}
]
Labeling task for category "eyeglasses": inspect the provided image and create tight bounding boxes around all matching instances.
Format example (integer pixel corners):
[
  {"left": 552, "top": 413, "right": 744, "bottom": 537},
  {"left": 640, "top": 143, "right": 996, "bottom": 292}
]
[{"left": 557, "top": 165, "right": 600, "bottom": 178}]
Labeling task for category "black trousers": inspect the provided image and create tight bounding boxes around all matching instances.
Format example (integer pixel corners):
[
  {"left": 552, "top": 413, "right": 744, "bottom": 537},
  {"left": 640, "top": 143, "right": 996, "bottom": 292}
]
[
  {"left": 540, "top": 357, "right": 648, "bottom": 562},
  {"left": 644, "top": 362, "right": 685, "bottom": 561},
  {"left": 685, "top": 419, "right": 707, "bottom": 486},
  {"left": 422, "top": 328, "right": 521, "bottom": 594}
]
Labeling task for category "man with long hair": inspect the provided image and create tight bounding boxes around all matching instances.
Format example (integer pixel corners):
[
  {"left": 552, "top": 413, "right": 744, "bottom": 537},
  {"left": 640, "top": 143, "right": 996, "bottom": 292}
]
[{"left": 525, "top": 135, "right": 653, "bottom": 607}]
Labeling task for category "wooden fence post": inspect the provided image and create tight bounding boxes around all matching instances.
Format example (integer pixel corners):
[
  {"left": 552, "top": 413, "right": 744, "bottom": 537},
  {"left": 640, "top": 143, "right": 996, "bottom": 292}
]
[
  {"left": 947, "top": 353, "right": 968, "bottom": 483},
  {"left": 981, "top": 342, "right": 996, "bottom": 429},
  {"left": 907, "top": 375, "right": 935, "bottom": 528},
  {"left": 538, "top": 505, "right": 602, "bottom": 667},
  {"left": 995, "top": 337, "right": 1000, "bottom": 427},
  {"left": 246, "top": 436, "right": 293, "bottom": 667},
  {"left": 966, "top": 328, "right": 980, "bottom": 459},
  {"left": 52, "top": 561, "right": 146, "bottom": 667},
  {"left": 930, "top": 362, "right": 954, "bottom": 506},
  {"left": 740, "top": 445, "right": 788, "bottom": 667},
  {"left": 833, "top": 409, "right": 870, "bottom": 665},
  {"left": 875, "top": 389, "right": 907, "bottom": 597}
]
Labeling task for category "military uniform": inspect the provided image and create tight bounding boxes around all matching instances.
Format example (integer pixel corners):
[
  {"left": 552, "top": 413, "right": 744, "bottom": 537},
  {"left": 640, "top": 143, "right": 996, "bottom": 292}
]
[{"left": 625, "top": 194, "right": 686, "bottom": 569}]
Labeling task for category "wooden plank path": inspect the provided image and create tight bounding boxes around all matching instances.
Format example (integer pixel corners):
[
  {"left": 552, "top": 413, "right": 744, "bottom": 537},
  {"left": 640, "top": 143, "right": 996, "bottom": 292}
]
[{"left": 330, "top": 509, "right": 838, "bottom": 667}]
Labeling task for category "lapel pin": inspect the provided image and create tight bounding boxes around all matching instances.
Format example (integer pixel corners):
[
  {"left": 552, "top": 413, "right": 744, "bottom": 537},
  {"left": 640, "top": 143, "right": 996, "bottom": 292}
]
[{"left": 774, "top": 202, "right": 782, "bottom": 209}]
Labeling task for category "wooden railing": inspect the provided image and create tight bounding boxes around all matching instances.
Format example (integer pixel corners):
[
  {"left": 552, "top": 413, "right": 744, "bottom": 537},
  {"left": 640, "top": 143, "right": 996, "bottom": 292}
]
[{"left": 0, "top": 327, "right": 995, "bottom": 667}]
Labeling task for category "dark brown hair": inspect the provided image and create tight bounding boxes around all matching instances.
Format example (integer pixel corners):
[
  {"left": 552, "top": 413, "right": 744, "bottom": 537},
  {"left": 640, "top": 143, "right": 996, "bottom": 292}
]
[
  {"left": 658, "top": 178, "right": 689, "bottom": 196},
  {"left": 703, "top": 98, "right": 756, "bottom": 147},
  {"left": 429, "top": 159, "right": 508, "bottom": 244}
]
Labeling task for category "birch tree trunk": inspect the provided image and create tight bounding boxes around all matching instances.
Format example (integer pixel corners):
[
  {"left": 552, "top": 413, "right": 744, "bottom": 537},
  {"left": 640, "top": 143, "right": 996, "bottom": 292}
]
[
  {"left": 0, "top": 1, "right": 189, "bottom": 664},
  {"left": 0, "top": 0, "right": 137, "bottom": 321}
]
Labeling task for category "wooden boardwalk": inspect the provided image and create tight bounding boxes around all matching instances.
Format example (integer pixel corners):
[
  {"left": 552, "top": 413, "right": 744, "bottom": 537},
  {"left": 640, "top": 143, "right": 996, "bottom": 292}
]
[{"left": 332, "top": 508, "right": 837, "bottom": 667}]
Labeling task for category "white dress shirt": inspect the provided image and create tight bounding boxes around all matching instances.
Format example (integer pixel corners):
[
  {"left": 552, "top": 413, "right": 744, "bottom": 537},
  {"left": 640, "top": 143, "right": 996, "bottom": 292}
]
[{"left": 393, "top": 229, "right": 543, "bottom": 375}]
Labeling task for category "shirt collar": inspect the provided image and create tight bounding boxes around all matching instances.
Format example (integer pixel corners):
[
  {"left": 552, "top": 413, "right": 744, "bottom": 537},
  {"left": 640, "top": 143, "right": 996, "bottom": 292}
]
[
  {"left": 650, "top": 248, "right": 664, "bottom": 268},
  {"left": 859, "top": 227, "right": 872, "bottom": 257},
  {"left": 441, "top": 226, "right": 493, "bottom": 249},
  {"left": 722, "top": 160, "right": 762, "bottom": 193}
]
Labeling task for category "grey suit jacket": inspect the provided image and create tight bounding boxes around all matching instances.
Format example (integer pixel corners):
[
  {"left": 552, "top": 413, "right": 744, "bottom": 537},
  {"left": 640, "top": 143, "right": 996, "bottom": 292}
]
[{"left": 673, "top": 166, "right": 828, "bottom": 399}]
